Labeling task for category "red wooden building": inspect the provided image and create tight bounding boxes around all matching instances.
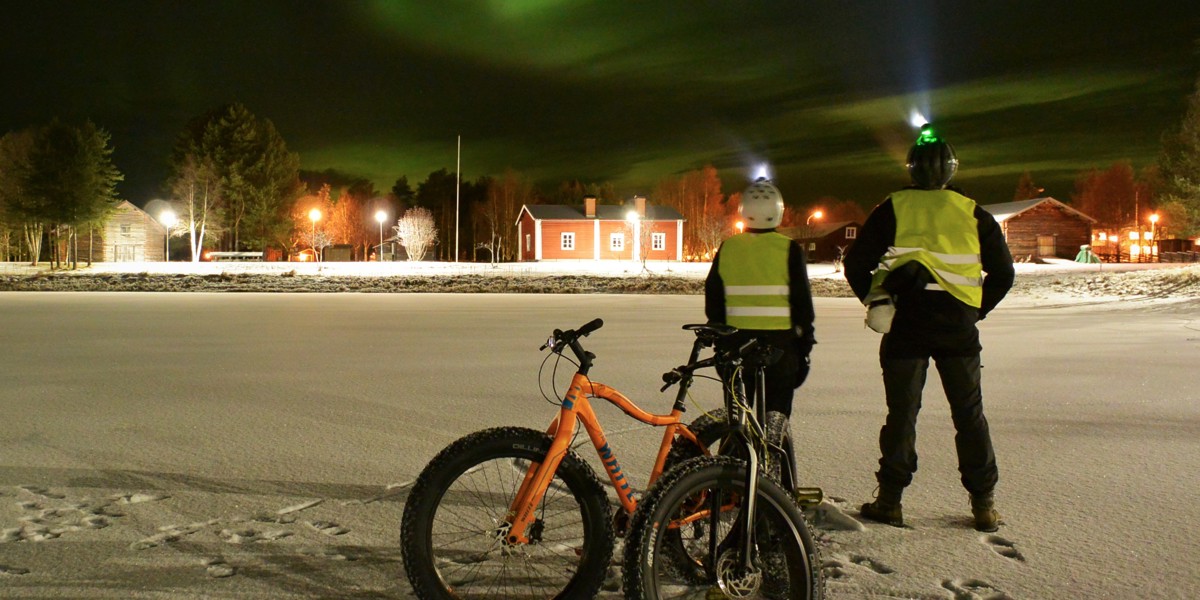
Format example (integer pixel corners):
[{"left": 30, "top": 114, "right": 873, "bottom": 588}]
[
  {"left": 779, "top": 221, "right": 862, "bottom": 263},
  {"left": 516, "top": 196, "right": 685, "bottom": 262}
]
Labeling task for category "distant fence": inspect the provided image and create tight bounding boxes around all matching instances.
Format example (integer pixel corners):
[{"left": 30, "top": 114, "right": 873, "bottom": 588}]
[
  {"left": 207, "top": 251, "right": 263, "bottom": 262},
  {"left": 1161, "top": 251, "right": 1200, "bottom": 263}
]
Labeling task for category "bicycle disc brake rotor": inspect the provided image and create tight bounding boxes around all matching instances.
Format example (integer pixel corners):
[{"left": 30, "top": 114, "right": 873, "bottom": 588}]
[{"left": 714, "top": 549, "right": 761, "bottom": 598}]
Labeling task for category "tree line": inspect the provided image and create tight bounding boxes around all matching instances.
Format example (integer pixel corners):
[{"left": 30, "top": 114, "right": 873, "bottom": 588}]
[{"left": 3, "top": 80, "right": 1199, "bottom": 266}]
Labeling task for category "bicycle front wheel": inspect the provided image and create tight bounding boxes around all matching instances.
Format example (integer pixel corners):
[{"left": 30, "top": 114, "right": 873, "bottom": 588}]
[
  {"left": 623, "top": 456, "right": 823, "bottom": 600},
  {"left": 401, "top": 426, "right": 614, "bottom": 599}
]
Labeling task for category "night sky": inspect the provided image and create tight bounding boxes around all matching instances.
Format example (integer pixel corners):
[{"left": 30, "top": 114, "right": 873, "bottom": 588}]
[{"left": 4, "top": 1, "right": 1198, "bottom": 209}]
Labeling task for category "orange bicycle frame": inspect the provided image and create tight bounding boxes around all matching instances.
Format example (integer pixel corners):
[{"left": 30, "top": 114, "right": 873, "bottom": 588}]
[{"left": 504, "top": 371, "right": 704, "bottom": 544}]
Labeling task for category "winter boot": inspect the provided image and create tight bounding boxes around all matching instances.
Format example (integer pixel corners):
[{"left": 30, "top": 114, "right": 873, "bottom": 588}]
[
  {"left": 971, "top": 492, "right": 1000, "bottom": 532},
  {"left": 859, "top": 484, "right": 904, "bottom": 527}
]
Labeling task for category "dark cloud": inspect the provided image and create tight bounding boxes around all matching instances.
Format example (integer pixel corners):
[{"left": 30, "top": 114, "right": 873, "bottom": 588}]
[{"left": 3, "top": 1, "right": 1198, "bottom": 207}]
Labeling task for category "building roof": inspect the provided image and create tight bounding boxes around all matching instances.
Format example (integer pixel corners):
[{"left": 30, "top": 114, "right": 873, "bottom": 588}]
[
  {"left": 521, "top": 203, "right": 684, "bottom": 222},
  {"left": 979, "top": 197, "right": 1097, "bottom": 224},
  {"left": 779, "top": 220, "right": 859, "bottom": 240}
]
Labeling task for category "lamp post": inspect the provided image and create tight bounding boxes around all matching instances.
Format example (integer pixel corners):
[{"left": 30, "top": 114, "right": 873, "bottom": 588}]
[
  {"left": 160, "top": 210, "right": 177, "bottom": 262},
  {"left": 1149, "top": 213, "right": 1160, "bottom": 261},
  {"left": 308, "top": 208, "right": 321, "bottom": 262},
  {"left": 626, "top": 209, "right": 640, "bottom": 264},
  {"left": 375, "top": 210, "right": 387, "bottom": 262},
  {"left": 806, "top": 210, "right": 824, "bottom": 226}
]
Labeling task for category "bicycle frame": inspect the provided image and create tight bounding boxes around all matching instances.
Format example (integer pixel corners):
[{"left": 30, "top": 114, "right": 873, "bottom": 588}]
[{"left": 503, "top": 334, "right": 712, "bottom": 545}]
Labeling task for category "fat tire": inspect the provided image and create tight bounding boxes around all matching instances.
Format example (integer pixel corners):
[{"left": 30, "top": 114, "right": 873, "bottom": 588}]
[
  {"left": 623, "top": 455, "right": 823, "bottom": 600},
  {"left": 667, "top": 409, "right": 796, "bottom": 493},
  {"left": 401, "top": 426, "right": 614, "bottom": 599}
]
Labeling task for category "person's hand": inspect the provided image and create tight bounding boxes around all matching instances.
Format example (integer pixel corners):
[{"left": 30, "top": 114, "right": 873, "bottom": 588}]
[{"left": 794, "top": 353, "right": 811, "bottom": 388}]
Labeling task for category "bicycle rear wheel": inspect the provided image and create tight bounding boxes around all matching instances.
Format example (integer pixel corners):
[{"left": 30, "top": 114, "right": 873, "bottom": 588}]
[
  {"left": 623, "top": 456, "right": 823, "bottom": 600},
  {"left": 401, "top": 426, "right": 614, "bottom": 599}
]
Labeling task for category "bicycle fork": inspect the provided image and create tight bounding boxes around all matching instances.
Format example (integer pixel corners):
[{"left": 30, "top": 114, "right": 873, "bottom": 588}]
[{"left": 503, "top": 382, "right": 584, "bottom": 545}]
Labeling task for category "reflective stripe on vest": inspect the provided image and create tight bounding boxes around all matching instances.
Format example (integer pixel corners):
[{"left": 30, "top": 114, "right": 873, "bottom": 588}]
[
  {"left": 718, "top": 232, "right": 792, "bottom": 330},
  {"left": 870, "top": 189, "right": 983, "bottom": 308}
]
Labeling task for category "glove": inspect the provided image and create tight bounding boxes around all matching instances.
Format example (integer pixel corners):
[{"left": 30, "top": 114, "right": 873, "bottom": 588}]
[{"left": 794, "top": 353, "right": 811, "bottom": 389}]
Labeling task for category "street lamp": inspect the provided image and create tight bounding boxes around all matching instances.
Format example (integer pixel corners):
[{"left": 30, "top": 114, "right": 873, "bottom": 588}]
[
  {"left": 806, "top": 210, "right": 824, "bottom": 226},
  {"left": 160, "top": 210, "right": 177, "bottom": 262},
  {"left": 375, "top": 210, "right": 387, "bottom": 262},
  {"left": 308, "top": 208, "right": 322, "bottom": 262},
  {"left": 1149, "top": 213, "right": 1160, "bottom": 260}
]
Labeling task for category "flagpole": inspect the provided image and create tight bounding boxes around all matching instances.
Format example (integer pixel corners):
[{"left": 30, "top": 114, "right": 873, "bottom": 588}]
[{"left": 455, "top": 135, "right": 461, "bottom": 263}]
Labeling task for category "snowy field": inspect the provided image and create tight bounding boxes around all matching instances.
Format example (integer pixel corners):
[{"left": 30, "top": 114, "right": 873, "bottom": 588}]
[{"left": 0, "top": 262, "right": 1198, "bottom": 599}]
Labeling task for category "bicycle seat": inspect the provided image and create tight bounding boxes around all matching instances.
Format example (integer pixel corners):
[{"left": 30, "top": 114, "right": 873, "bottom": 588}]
[{"left": 683, "top": 323, "right": 738, "bottom": 344}]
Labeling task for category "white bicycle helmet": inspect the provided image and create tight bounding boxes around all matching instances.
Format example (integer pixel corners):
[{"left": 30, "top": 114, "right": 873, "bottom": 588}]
[{"left": 739, "top": 177, "right": 785, "bottom": 228}]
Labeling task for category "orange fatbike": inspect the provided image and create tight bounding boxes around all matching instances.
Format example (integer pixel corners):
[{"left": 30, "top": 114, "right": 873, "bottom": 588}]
[{"left": 400, "top": 318, "right": 741, "bottom": 600}]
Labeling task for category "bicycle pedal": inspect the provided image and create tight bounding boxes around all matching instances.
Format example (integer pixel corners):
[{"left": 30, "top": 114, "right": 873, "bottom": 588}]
[{"left": 793, "top": 487, "right": 824, "bottom": 508}]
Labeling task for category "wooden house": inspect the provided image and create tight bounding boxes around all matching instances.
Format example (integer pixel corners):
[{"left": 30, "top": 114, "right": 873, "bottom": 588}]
[
  {"left": 74, "top": 200, "right": 167, "bottom": 262},
  {"left": 516, "top": 196, "right": 685, "bottom": 262},
  {"left": 980, "top": 197, "right": 1096, "bottom": 261},
  {"left": 779, "top": 221, "right": 862, "bottom": 263}
]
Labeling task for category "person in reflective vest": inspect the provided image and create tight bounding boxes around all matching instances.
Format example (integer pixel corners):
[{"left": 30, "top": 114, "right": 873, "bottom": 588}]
[
  {"left": 705, "top": 177, "right": 816, "bottom": 418},
  {"left": 844, "top": 124, "right": 1015, "bottom": 532}
]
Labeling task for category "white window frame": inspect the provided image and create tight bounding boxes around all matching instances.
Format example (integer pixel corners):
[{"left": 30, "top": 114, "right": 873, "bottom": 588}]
[
  {"left": 845, "top": 226, "right": 857, "bottom": 240},
  {"left": 561, "top": 232, "right": 575, "bottom": 251},
  {"left": 652, "top": 232, "right": 666, "bottom": 251},
  {"left": 525, "top": 234, "right": 531, "bottom": 252},
  {"left": 610, "top": 232, "right": 625, "bottom": 251}
]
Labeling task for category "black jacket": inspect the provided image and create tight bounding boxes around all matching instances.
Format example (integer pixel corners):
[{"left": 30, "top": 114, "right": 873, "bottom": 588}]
[{"left": 844, "top": 192, "right": 1015, "bottom": 327}]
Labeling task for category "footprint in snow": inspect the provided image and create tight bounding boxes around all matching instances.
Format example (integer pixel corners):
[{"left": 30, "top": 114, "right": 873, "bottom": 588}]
[
  {"left": 821, "top": 558, "right": 850, "bottom": 580},
  {"left": 980, "top": 534, "right": 1025, "bottom": 562},
  {"left": 18, "top": 485, "right": 65, "bottom": 499},
  {"left": 307, "top": 520, "right": 349, "bottom": 536},
  {"left": 112, "top": 492, "right": 170, "bottom": 504},
  {"left": 202, "top": 557, "right": 236, "bottom": 578},
  {"left": 131, "top": 520, "right": 217, "bottom": 550},
  {"left": 940, "top": 578, "right": 1014, "bottom": 600},
  {"left": 849, "top": 554, "right": 895, "bottom": 574},
  {"left": 822, "top": 553, "right": 896, "bottom": 580}
]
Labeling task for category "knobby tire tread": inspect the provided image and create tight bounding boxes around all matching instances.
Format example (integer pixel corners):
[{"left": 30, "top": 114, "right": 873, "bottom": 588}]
[
  {"left": 400, "top": 426, "right": 614, "bottom": 600},
  {"left": 622, "top": 455, "right": 824, "bottom": 600}
]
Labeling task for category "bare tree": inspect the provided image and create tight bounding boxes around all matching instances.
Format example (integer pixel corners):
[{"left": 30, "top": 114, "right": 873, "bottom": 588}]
[
  {"left": 395, "top": 207, "right": 438, "bottom": 261},
  {"left": 476, "top": 169, "right": 532, "bottom": 263},
  {"left": 654, "top": 164, "right": 727, "bottom": 259},
  {"left": 169, "top": 155, "right": 224, "bottom": 262}
]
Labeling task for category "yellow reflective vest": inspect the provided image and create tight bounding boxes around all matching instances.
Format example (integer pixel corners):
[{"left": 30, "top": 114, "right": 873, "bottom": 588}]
[
  {"left": 717, "top": 232, "right": 792, "bottom": 330},
  {"left": 869, "top": 189, "right": 984, "bottom": 308}
]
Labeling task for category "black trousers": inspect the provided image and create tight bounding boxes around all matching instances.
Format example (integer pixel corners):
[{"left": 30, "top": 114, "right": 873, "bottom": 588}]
[
  {"left": 875, "top": 344, "right": 998, "bottom": 496},
  {"left": 718, "top": 330, "right": 801, "bottom": 418}
]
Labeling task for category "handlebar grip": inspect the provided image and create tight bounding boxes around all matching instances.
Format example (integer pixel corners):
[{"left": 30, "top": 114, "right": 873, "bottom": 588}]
[{"left": 577, "top": 318, "right": 604, "bottom": 337}]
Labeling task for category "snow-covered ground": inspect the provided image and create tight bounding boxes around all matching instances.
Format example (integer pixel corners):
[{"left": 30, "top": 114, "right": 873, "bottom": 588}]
[
  {"left": 2, "top": 259, "right": 1199, "bottom": 301},
  {"left": 0, "top": 262, "right": 1198, "bottom": 599}
]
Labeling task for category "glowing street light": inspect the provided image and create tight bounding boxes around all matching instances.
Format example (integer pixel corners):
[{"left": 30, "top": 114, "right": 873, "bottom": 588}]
[
  {"left": 1149, "top": 213, "right": 1160, "bottom": 260},
  {"left": 807, "top": 210, "right": 824, "bottom": 226},
  {"left": 735, "top": 220, "right": 745, "bottom": 233},
  {"left": 308, "top": 208, "right": 322, "bottom": 262},
  {"left": 375, "top": 209, "right": 388, "bottom": 262},
  {"left": 160, "top": 210, "right": 177, "bottom": 262}
]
